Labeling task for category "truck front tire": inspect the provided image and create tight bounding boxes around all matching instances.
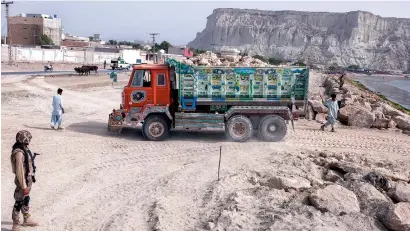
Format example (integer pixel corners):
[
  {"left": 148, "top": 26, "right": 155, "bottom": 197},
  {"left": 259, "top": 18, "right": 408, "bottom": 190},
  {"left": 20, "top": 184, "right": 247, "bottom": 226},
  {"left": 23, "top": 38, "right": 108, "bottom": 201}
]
[
  {"left": 142, "top": 116, "right": 170, "bottom": 141},
  {"left": 225, "top": 115, "right": 253, "bottom": 142},
  {"left": 258, "top": 115, "right": 287, "bottom": 142}
]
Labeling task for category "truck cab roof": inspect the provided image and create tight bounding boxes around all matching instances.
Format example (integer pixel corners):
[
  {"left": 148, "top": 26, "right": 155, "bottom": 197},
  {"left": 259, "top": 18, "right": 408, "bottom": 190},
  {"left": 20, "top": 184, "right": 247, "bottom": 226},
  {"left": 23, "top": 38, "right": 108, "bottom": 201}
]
[{"left": 133, "top": 64, "right": 169, "bottom": 70}]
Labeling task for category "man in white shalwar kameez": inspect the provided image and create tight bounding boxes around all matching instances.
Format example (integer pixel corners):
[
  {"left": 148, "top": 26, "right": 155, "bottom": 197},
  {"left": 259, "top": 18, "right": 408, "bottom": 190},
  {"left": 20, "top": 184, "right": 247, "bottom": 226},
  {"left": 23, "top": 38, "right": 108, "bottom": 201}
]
[
  {"left": 51, "top": 88, "right": 64, "bottom": 130},
  {"left": 320, "top": 93, "right": 339, "bottom": 132}
]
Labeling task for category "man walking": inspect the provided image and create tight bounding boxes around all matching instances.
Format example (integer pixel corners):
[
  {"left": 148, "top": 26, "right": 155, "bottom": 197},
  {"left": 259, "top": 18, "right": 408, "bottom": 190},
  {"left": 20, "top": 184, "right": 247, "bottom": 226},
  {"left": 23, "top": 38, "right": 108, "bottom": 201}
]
[
  {"left": 51, "top": 88, "right": 64, "bottom": 130},
  {"left": 320, "top": 93, "right": 339, "bottom": 132},
  {"left": 103, "top": 60, "right": 106, "bottom": 69},
  {"left": 11, "top": 130, "right": 39, "bottom": 231}
]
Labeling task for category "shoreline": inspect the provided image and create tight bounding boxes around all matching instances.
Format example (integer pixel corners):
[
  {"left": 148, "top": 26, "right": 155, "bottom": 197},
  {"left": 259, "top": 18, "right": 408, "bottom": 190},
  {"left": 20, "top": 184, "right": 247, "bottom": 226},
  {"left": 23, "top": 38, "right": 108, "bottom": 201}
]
[{"left": 346, "top": 77, "right": 410, "bottom": 114}]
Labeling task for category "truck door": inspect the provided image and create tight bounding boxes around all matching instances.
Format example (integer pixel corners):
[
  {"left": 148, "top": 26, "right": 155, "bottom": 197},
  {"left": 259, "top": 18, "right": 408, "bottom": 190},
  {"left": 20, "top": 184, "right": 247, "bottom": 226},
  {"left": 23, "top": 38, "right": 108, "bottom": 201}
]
[
  {"left": 152, "top": 69, "right": 170, "bottom": 106},
  {"left": 125, "top": 69, "right": 154, "bottom": 109}
]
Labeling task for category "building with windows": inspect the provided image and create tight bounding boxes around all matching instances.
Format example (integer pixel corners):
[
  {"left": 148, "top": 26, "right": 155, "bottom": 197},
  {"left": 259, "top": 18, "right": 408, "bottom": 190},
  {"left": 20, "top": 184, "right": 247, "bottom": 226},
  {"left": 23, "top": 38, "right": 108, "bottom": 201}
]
[{"left": 8, "top": 13, "right": 62, "bottom": 46}]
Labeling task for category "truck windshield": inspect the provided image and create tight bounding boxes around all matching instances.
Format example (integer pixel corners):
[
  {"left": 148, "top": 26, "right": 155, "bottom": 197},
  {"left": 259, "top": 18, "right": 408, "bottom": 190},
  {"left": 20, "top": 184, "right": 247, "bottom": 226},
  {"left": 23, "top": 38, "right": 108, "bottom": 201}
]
[
  {"left": 131, "top": 70, "right": 144, "bottom": 86},
  {"left": 131, "top": 70, "right": 151, "bottom": 87}
]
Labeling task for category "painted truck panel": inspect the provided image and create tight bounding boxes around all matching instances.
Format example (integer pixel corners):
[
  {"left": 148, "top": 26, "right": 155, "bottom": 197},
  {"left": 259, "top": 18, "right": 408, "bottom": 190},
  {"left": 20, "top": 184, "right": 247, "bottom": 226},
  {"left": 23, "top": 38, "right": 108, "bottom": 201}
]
[{"left": 165, "top": 58, "right": 309, "bottom": 111}]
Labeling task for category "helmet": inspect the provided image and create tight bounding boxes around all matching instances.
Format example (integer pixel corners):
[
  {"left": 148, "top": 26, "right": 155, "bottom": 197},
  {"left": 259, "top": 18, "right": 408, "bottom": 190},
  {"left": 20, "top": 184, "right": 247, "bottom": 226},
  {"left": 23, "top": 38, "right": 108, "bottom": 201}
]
[{"left": 16, "top": 130, "right": 32, "bottom": 145}]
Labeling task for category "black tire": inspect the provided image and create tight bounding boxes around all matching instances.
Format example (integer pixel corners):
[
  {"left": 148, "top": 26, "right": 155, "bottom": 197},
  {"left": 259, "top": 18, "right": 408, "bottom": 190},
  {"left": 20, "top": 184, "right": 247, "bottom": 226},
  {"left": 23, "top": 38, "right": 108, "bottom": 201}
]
[
  {"left": 142, "top": 116, "right": 169, "bottom": 141},
  {"left": 258, "top": 115, "right": 287, "bottom": 142},
  {"left": 141, "top": 123, "right": 147, "bottom": 139},
  {"left": 225, "top": 115, "right": 253, "bottom": 142}
]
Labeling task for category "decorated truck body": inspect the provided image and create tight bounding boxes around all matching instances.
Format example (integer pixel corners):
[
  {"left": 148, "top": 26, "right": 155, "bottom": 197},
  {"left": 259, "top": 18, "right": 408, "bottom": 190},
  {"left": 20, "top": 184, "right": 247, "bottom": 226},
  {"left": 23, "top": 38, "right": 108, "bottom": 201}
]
[{"left": 108, "top": 58, "right": 309, "bottom": 142}]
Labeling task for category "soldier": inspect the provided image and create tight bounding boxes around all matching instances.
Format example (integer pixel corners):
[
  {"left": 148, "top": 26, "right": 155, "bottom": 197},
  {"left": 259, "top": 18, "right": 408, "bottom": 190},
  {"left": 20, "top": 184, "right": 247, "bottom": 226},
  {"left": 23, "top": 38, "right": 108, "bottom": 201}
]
[{"left": 11, "top": 130, "right": 39, "bottom": 231}]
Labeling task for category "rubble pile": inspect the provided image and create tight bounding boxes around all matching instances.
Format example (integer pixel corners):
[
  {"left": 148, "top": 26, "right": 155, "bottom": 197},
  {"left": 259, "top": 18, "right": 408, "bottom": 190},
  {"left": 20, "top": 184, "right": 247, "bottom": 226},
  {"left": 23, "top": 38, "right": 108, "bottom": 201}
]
[
  {"left": 306, "top": 74, "right": 410, "bottom": 135},
  {"left": 202, "top": 150, "right": 410, "bottom": 231},
  {"left": 182, "top": 51, "right": 270, "bottom": 67}
]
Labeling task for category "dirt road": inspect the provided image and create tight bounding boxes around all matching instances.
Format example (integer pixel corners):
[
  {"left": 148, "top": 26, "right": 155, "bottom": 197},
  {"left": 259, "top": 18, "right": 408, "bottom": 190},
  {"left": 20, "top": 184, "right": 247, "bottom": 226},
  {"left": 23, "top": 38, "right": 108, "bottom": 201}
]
[{"left": 2, "top": 73, "right": 409, "bottom": 231}]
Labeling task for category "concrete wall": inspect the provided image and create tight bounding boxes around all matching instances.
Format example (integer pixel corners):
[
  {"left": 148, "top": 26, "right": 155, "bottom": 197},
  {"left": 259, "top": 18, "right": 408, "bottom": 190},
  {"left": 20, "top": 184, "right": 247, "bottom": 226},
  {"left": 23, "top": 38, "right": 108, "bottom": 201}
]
[{"left": 1, "top": 45, "right": 120, "bottom": 64}]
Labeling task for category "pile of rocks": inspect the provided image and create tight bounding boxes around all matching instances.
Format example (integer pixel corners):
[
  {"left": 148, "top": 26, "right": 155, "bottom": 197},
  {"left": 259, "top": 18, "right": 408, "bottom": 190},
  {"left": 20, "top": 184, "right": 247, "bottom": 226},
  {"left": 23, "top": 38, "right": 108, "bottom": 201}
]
[
  {"left": 306, "top": 74, "right": 410, "bottom": 135},
  {"left": 181, "top": 51, "right": 270, "bottom": 67},
  {"left": 204, "top": 150, "right": 410, "bottom": 231}
]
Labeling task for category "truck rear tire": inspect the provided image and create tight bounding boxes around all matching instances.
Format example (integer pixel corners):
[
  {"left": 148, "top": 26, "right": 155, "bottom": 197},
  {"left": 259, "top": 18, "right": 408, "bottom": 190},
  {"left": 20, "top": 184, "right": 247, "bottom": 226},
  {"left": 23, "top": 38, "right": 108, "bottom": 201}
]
[
  {"left": 258, "top": 115, "right": 287, "bottom": 142},
  {"left": 143, "top": 116, "right": 169, "bottom": 141},
  {"left": 225, "top": 115, "right": 253, "bottom": 142}
]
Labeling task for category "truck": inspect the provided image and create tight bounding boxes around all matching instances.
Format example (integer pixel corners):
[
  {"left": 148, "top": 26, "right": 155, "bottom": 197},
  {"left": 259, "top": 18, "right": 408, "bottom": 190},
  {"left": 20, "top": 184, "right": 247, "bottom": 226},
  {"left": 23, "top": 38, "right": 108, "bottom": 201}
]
[
  {"left": 110, "top": 58, "right": 131, "bottom": 70},
  {"left": 108, "top": 58, "right": 309, "bottom": 142}
]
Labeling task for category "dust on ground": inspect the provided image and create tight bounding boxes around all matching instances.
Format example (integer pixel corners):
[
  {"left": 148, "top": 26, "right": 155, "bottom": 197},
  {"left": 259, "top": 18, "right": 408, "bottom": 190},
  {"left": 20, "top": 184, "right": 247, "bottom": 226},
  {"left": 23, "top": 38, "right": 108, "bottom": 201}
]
[{"left": 1, "top": 71, "right": 410, "bottom": 231}]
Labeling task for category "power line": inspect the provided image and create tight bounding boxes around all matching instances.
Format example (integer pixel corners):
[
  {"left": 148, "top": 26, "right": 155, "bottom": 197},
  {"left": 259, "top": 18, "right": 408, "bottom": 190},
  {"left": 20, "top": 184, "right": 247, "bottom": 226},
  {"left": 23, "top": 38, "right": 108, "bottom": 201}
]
[{"left": 2, "top": 0, "right": 14, "bottom": 64}]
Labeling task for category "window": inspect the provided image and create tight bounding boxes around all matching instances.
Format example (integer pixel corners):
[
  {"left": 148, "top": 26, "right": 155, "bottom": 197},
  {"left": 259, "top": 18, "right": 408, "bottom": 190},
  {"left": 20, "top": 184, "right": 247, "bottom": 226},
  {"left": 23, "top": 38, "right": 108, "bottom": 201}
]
[
  {"left": 131, "top": 70, "right": 151, "bottom": 87},
  {"left": 157, "top": 73, "right": 166, "bottom": 86}
]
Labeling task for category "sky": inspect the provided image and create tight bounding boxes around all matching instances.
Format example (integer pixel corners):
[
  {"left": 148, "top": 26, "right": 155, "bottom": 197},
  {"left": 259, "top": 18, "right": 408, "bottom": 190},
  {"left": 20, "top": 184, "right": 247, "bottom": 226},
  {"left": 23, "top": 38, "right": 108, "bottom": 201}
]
[{"left": 1, "top": 1, "right": 410, "bottom": 46}]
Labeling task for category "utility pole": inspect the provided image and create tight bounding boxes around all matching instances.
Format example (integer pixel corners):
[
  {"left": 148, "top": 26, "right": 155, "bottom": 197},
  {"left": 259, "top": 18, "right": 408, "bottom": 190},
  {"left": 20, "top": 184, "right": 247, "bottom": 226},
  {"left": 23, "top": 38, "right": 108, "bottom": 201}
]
[
  {"left": 148, "top": 33, "right": 159, "bottom": 53},
  {"left": 2, "top": 0, "right": 14, "bottom": 64}
]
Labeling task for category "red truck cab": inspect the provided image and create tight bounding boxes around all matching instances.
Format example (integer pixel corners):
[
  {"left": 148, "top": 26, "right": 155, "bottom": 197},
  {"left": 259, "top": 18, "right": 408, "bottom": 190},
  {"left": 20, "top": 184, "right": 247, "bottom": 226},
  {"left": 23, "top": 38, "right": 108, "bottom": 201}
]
[{"left": 122, "top": 64, "right": 171, "bottom": 113}]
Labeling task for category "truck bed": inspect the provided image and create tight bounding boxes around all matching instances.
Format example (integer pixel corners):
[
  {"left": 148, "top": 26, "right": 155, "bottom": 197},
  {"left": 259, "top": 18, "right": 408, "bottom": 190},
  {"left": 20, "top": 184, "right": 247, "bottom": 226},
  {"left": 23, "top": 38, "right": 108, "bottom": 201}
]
[{"left": 166, "top": 59, "right": 309, "bottom": 111}]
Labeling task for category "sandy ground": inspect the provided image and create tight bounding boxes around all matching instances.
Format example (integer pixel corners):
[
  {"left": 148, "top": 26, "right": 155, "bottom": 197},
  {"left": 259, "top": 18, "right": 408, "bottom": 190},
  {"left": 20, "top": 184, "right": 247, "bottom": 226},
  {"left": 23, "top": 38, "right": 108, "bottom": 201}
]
[{"left": 1, "top": 71, "right": 410, "bottom": 231}]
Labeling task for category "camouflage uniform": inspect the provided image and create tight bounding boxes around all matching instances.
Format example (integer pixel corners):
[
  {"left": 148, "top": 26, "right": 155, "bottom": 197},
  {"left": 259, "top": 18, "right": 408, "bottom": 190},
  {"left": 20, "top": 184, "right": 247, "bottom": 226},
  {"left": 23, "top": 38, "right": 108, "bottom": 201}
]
[{"left": 11, "top": 130, "right": 38, "bottom": 231}]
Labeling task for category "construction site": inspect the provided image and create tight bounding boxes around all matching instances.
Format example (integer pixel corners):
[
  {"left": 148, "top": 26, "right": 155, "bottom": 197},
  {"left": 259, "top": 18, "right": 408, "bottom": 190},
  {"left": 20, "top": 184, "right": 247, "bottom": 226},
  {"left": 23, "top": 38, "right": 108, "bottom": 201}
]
[{"left": 2, "top": 2, "right": 410, "bottom": 231}]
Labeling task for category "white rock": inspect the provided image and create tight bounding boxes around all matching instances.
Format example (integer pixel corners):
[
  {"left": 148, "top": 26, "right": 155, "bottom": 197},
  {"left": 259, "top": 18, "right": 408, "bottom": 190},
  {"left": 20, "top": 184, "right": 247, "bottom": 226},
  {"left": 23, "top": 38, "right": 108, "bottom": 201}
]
[
  {"left": 388, "top": 182, "right": 410, "bottom": 203},
  {"left": 393, "top": 115, "right": 410, "bottom": 131},
  {"left": 309, "top": 184, "right": 360, "bottom": 215},
  {"left": 309, "top": 100, "right": 328, "bottom": 113},
  {"left": 380, "top": 202, "right": 410, "bottom": 231},
  {"left": 206, "top": 222, "right": 216, "bottom": 230},
  {"left": 372, "top": 118, "right": 391, "bottom": 129},
  {"left": 382, "top": 104, "right": 405, "bottom": 117},
  {"left": 265, "top": 175, "right": 311, "bottom": 190}
]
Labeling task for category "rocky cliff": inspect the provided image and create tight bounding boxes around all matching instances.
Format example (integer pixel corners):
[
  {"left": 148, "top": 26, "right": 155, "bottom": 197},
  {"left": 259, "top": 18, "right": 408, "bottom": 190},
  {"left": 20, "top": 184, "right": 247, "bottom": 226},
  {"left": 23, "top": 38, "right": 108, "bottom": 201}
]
[{"left": 188, "top": 8, "right": 410, "bottom": 70}]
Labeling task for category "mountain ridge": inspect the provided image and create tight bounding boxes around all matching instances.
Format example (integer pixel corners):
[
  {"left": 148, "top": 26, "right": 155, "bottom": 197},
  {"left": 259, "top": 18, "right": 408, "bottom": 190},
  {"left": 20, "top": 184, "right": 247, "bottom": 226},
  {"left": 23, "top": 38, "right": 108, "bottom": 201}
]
[{"left": 188, "top": 8, "right": 410, "bottom": 70}]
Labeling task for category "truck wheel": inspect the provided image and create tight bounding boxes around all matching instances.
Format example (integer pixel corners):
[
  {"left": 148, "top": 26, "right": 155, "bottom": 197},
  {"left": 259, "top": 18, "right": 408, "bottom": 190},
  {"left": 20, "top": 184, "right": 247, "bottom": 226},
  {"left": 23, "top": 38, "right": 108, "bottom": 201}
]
[
  {"left": 143, "top": 116, "right": 169, "bottom": 141},
  {"left": 258, "top": 115, "right": 287, "bottom": 142},
  {"left": 225, "top": 115, "right": 253, "bottom": 142}
]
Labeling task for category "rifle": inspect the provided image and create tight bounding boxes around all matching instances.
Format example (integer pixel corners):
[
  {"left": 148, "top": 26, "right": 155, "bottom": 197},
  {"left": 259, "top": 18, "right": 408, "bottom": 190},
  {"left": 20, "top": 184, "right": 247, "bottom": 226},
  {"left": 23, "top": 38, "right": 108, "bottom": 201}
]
[
  {"left": 32, "top": 153, "right": 40, "bottom": 183},
  {"left": 33, "top": 153, "right": 41, "bottom": 160}
]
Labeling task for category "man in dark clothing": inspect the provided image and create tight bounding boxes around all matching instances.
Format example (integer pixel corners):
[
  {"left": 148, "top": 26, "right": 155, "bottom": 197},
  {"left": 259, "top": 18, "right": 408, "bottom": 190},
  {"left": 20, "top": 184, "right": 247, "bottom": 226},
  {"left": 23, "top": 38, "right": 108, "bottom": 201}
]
[
  {"left": 339, "top": 74, "right": 346, "bottom": 90},
  {"left": 103, "top": 60, "right": 106, "bottom": 69},
  {"left": 10, "top": 130, "right": 39, "bottom": 231}
]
